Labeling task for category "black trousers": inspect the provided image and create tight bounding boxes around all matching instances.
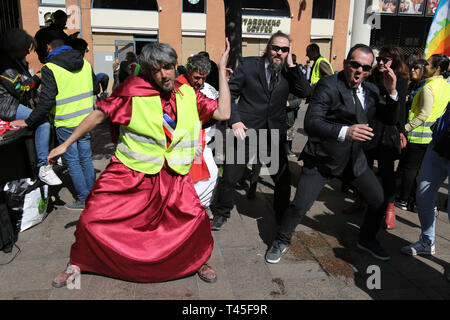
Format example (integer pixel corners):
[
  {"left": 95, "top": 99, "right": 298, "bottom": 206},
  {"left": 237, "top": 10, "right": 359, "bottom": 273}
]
[
  {"left": 366, "top": 145, "right": 399, "bottom": 203},
  {"left": 212, "top": 133, "right": 291, "bottom": 222},
  {"left": 276, "top": 164, "right": 385, "bottom": 244},
  {"left": 398, "top": 142, "right": 428, "bottom": 202}
]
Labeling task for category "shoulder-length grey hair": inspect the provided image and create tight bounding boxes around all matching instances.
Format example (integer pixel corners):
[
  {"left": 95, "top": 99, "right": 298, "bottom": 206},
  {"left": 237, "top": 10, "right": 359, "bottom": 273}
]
[{"left": 138, "top": 42, "right": 177, "bottom": 72}]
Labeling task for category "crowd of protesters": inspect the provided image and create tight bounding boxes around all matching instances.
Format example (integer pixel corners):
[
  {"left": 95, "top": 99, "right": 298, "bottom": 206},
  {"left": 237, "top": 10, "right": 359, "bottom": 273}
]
[{"left": 0, "top": 13, "right": 449, "bottom": 286}]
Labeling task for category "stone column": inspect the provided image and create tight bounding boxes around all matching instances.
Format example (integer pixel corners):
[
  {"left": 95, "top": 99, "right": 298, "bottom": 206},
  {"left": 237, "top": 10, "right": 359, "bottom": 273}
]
[{"left": 350, "top": 0, "right": 371, "bottom": 47}]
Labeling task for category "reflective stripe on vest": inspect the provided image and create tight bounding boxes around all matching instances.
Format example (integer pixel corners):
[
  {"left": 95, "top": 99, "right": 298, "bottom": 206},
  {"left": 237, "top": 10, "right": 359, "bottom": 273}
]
[
  {"left": 115, "top": 84, "right": 201, "bottom": 175},
  {"left": 407, "top": 76, "right": 450, "bottom": 144},
  {"left": 46, "top": 59, "right": 94, "bottom": 128},
  {"left": 311, "top": 56, "right": 334, "bottom": 85}
]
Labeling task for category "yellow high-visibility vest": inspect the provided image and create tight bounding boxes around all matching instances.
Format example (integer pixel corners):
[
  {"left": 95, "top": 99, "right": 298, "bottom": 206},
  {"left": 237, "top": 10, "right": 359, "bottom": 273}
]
[
  {"left": 311, "top": 56, "right": 334, "bottom": 85},
  {"left": 46, "top": 59, "right": 94, "bottom": 128},
  {"left": 407, "top": 76, "right": 450, "bottom": 144},
  {"left": 115, "top": 84, "right": 201, "bottom": 175}
]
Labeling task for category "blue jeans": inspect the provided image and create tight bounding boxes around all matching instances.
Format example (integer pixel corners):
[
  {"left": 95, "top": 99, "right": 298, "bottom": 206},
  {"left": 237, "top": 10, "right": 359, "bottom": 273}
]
[
  {"left": 15, "top": 104, "right": 51, "bottom": 168},
  {"left": 56, "top": 126, "right": 95, "bottom": 203},
  {"left": 416, "top": 143, "right": 450, "bottom": 245}
]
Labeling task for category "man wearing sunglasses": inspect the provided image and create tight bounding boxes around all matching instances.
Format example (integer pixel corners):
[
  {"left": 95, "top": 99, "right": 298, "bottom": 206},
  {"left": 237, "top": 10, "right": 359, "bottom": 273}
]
[
  {"left": 266, "top": 44, "right": 399, "bottom": 264},
  {"left": 210, "top": 31, "right": 311, "bottom": 231}
]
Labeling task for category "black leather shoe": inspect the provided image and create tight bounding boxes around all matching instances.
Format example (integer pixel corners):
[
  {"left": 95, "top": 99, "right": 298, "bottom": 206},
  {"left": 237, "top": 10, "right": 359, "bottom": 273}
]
[
  {"left": 247, "top": 182, "right": 257, "bottom": 199},
  {"left": 211, "top": 215, "right": 227, "bottom": 231}
]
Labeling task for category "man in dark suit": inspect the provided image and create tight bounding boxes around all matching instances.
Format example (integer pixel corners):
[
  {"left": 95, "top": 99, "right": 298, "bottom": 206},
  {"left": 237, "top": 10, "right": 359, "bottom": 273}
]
[
  {"left": 265, "top": 44, "right": 399, "bottom": 263},
  {"left": 210, "top": 31, "right": 311, "bottom": 230}
]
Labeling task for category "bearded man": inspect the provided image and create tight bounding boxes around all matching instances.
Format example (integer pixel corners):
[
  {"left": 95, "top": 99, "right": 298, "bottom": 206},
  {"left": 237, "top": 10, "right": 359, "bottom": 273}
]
[{"left": 210, "top": 31, "right": 311, "bottom": 230}]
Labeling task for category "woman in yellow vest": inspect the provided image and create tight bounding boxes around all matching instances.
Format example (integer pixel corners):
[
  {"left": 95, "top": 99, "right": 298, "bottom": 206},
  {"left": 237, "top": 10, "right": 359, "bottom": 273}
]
[
  {"left": 396, "top": 54, "right": 450, "bottom": 212},
  {"left": 48, "top": 41, "right": 231, "bottom": 287}
]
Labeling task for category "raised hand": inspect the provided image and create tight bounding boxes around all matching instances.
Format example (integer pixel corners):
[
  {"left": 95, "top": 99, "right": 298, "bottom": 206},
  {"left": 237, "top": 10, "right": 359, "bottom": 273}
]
[
  {"left": 219, "top": 37, "right": 231, "bottom": 71},
  {"left": 286, "top": 43, "right": 295, "bottom": 67},
  {"left": 382, "top": 65, "right": 397, "bottom": 96}
]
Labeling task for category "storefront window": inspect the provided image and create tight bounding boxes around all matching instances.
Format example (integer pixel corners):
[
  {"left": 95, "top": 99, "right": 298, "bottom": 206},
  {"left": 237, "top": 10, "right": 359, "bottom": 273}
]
[
  {"left": 370, "top": 15, "right": 432, "bottom": 57},
  {"left": 92, "top": 0, "right": 158, "bottom": 10},
  {"left": 183, "top": 0, "right": 205, "bottom": 13},
  {"left": 40, "top": 0, "right": 65, "bottom": 6},
  {"left": 312, "top": 0, "right": 335, "bottom": 19},
  {"left": 242, "top": 0, "right": 290, "bottom": 17},
  {"left": 1, "top": 0, "right": 20, "bottom": 32}
]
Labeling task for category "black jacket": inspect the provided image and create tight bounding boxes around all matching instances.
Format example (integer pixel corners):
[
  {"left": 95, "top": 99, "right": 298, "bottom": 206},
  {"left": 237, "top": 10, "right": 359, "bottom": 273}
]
[
  {"left": 364, "top": 71, "right": 408, "bottom": 155},
  {"left": 228, "top": 56, "right": 310, "bottom": 133},
  {"left": 0, "top": 54, "right": 41, "bottom": 121},
  {"left": 25, "top": 49, "right": 100, "bottom": 128},
  {"left": 300, "top": 71, "right": 399, "bottom": 177}
]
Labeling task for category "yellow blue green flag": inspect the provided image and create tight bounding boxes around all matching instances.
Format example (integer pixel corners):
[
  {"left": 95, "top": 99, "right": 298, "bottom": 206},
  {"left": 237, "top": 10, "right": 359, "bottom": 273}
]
[{"left": 425, "top": 0, "right": 450, "bottom": 58}]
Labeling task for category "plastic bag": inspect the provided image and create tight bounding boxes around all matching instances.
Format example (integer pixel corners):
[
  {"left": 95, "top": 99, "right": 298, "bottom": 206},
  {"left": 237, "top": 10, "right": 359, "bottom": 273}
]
[{"left": 3, "top": 178, "right": 48, "bottom": 232}]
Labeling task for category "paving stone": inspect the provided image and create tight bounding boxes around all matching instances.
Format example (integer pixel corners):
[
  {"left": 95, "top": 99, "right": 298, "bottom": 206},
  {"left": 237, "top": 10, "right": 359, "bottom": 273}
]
[
  {"left": 0, "top": 258, "right": 67, "bottom": 292},
  {"left": 135, "top": 276, "right": 199, "bottom": 300},
  {"left": 211, "top": 211, "right": 254, "bottom": 249},
  {"left": 220, "top": 247, "right": 278, "bottom": 299},
  {"left": 83, "top": 275, "right": 136, "bottom": 300},
  {"left": 266, "top": 261, "right": 328, "bottom": 280},
  {"left": 0, "top": 289, "right": 52, "bottom": 300},
  {"left": 293, "top": 277, "right": 354, "bottom": 300},
  {"left": 12, "top": 240, "right": 71, "bottom": 263}
]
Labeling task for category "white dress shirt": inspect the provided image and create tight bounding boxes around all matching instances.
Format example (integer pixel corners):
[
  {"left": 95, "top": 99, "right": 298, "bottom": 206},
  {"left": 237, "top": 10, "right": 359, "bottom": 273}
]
[{"left": 337, "top": 84, "right": 398, "bottom": 142}]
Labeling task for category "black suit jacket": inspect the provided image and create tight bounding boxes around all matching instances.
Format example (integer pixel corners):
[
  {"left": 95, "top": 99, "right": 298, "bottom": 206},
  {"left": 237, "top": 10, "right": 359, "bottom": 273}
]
[
  {"left": 301, "top": 71, "right": 399, "bottom": 177},
  {"left": 229, "top": 56, "right": 310, "bottom": 133}
]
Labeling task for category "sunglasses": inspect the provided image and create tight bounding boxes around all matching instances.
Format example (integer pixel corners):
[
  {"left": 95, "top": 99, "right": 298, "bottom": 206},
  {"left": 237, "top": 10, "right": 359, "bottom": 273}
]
[
  {"left": 271, "top": 45, "right": 289, "bottom": 53},
  {"left": 376, "top": 56, "right": 393, "bottom": 64},
  {"left": 348, "top": 60, "right": 372, "bottom": 72}
]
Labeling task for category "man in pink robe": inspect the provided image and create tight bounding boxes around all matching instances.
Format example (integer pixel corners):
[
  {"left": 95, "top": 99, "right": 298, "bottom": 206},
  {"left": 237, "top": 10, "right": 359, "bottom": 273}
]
[{"left": 48, "top": 40, "right": 231, "bottom": 287}]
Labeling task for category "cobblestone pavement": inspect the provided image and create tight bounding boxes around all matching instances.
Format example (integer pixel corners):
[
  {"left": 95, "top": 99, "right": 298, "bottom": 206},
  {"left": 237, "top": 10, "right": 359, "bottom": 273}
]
[{"left": 1, "top": 106, "right": 449, "bottom": 300}]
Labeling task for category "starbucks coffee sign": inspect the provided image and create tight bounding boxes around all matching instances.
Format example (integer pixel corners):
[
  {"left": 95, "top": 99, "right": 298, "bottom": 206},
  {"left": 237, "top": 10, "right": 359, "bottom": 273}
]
[{"left": 243, "top": 18, "right": 282, "bottom": 33}]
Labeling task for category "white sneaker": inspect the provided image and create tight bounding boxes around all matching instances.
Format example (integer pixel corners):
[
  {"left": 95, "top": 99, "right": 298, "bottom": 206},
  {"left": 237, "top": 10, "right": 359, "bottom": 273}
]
[
  {"left": 401, "top": 238, "right": 435, "bottom": 256},
  {"left": 39, "top": 165, "right": 62, "bottom": 185}
]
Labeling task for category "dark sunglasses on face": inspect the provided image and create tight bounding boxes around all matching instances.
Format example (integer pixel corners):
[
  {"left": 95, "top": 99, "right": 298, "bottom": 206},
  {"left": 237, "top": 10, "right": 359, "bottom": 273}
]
[
  {"left": 348, "top": 60, "right": 372, "bottom": 72},
  {"left": 271, "top": 45, "right": 290, "bottom": 53},
  {"left": 376, "top": 56, "right": 393, "bottom": 64}
]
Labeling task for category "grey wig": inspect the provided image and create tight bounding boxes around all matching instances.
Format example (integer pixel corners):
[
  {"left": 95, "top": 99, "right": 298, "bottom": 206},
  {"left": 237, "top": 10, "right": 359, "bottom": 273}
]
[{"left": 138, "top": 42, "right": 178, "bottom": 72}]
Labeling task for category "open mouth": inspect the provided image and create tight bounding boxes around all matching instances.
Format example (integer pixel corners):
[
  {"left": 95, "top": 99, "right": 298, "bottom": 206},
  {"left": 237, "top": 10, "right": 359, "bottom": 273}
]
[{"left": 352, "top": 74, "right": 361, "bottom": 85}]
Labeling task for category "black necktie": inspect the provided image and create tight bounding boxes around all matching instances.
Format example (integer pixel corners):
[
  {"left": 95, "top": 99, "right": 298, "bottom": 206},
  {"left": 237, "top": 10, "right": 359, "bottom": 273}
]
[
  {"left": 352, "top": 89, "right": 367, "bottom": 124},
  {"left": 269, "top": 70, "right": 279, "bottom": 92}
]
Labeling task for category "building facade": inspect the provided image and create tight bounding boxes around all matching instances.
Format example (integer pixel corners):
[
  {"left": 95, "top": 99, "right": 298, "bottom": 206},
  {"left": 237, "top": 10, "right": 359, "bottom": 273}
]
[{"left": 12, "top": 0, "right": 438, "bottom": 91}]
